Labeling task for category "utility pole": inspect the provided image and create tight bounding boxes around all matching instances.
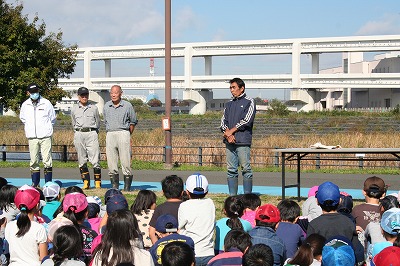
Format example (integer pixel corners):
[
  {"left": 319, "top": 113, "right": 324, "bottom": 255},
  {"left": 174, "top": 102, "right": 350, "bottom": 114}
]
[{"left": 164, "top": 0, "right": 172, "bottom": 168}]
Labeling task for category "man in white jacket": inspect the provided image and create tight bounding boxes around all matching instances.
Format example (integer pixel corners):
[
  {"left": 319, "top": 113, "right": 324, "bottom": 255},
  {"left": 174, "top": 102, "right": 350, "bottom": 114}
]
[{"left": 19, "top": 83, "right": 56, "bottom": 187}]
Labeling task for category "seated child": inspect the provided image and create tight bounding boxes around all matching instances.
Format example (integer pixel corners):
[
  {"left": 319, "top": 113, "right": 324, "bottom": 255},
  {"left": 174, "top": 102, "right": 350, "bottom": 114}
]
[
  {"left": 42, "top": 181, "right": 62, "bottom": 222},
  {"left": 86, "top": 196, "right": 102, "bottom": 235},
  {"left": 149, "top": 175, "right": 184, "bottom": 244},
  {"left": 208, "top": 230, "right": 252, "bottom": 266},
  {"left": 276, "top": 199, "right": 305, "bottom": 258},
  {"left": 239, "top": 193, "right": 261, "bottom": 228},
  {"left": 214, "top": 195, "right": 252, "bottom": 254},
  {"left": 301, "top": 186, "right": 322, "bottom": 222},
  {"left": 131, "top": 189, "right": 157, "bottom": 249},
  {"left": 178, "top": 173, "right": 216, "bottom": 266},
  {"left": 249, "top": 204, "right": 286, "bottom": 266},
  {"left": 161, "top": 241, "right": 195, "bottom": 266},
  {"left": 149, "top": 214, "right": 194, "bottom": 266}
]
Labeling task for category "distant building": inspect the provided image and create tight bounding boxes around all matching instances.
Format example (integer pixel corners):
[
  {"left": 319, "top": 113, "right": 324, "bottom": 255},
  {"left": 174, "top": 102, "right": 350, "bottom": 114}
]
[{"left": 287, "top": 51, "right": 400, "bottom": 112}]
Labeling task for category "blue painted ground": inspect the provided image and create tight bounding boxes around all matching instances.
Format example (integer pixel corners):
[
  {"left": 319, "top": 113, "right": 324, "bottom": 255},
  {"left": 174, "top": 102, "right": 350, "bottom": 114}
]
[{"left": 7, "top": 178, "right": 398, "bottom": 200}]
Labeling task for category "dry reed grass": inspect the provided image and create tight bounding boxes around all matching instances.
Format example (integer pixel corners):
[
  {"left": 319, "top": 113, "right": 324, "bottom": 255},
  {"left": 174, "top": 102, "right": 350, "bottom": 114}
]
[{"left": 1, "top": 129, "right": 400, "bottom": 169}]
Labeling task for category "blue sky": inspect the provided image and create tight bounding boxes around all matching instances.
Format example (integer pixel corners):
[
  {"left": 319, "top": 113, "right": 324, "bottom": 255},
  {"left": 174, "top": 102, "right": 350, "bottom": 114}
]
[{"left": 8, "top": 0, "right": 400, "bottom": 100}]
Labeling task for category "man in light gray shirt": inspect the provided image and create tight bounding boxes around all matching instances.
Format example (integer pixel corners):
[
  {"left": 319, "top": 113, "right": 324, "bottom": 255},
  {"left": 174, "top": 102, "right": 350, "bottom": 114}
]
[
  {"left": 71, "top": 87, "right": 101, "bottom": 189},
  {"left": 103, "top": 85, "right": 138, "bottom": 191}
]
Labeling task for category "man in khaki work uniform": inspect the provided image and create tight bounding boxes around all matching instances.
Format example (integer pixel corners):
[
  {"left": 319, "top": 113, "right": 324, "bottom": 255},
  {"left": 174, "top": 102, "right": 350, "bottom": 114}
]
[{"left": 71, "top": 87, "right": 102, "bottom": 189}]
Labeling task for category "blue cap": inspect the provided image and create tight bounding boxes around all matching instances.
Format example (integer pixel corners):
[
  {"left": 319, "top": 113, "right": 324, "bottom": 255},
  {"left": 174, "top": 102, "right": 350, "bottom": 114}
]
[
  {"left": 316, "top": 181, "right": 340, "bottom": 206},
  {"left": 104, "top": 188, "right": 122, "bottom": 204},
  {"left": 380, "top": 208, "right": 400, "bottom": 235},
  {"left": 106, "top": 194, "right": 128, "bottom": 214},
  {"left": 155, "top": 214, "right": 178, "bottom": 233},
  {"left": 322, "top": 236, "right": 355, "bottom": 266}
]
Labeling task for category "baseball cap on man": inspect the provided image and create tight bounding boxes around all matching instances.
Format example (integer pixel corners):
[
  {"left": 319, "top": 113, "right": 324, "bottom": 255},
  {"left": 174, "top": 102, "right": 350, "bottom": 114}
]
[
  {"left": 322, "top": 236, "right": 355, "bottom": 266},
  {"left": 155, "top": 214, "right": 178, "bottom": 233},
  {"left": 373, "top": 246, "right": 400, "bottom": 266},
  {"left": 63, "top": 192, "right": 88, "bottom": 213},
  {"left": 380, "top": 207, "right": 400, "bottom": 235},
  {"left": 185, "top": 173, "right": 208, "bottom": 194},
  {"left": 255, "top": 204, "right": 280, "bottom": 223},
  {"left": 14, "top": 186, "right": 40, "bottom": 211},
  {"left": 316, "top": 181, "right": 340, "bottom": 206},
  {"left": 77, "top": 87, "right": 89, "bottom": 95},
  {"left": 26, "top": 83, "right": 40, "bottom": 93},
  {"left": 43, "top": 181, "right": 61, "bottom": 200}
]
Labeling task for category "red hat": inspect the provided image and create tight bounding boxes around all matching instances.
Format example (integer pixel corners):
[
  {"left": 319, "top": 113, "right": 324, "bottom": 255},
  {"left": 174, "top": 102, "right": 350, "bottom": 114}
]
[
  {"left": 63, "top": 192, "right": 88, "bottom": 213},
  {"left": 14, "top": 187, "right": 40, "bottom": 211},
  {"left": 373, "top": 246, "right": 400, "bottom": 266},
  {"left": 255, "top": 204, "right": 280, "bottom": 223}
]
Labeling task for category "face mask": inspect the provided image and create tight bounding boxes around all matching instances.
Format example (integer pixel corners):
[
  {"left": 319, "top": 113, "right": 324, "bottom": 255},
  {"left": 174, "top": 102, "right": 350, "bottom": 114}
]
[{"left": 30, "top": 92, "right": 40, "bottom": 100}]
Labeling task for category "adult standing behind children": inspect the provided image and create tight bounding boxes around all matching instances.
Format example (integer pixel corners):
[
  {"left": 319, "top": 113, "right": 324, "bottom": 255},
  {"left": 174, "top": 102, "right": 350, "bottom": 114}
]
[
  {"left": 220, "top": 77, "right": 256, "bottom": 195},
  {"left": 71, "top": 87, "right": 102, "bottom": 189},
  {"left": 103, "top": 85, "right": 138, "bottom": 191},
  {"left": 20, "top": 83, "right": 56, "bottom": 187}
]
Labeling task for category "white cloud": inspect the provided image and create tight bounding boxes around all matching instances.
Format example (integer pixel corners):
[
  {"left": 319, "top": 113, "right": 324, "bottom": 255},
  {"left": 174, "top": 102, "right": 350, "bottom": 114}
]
[
  {"left": 13, "top": 0, "right": 164, "bottom": 47},
  {"left": 356, "top": 13, "right": 400, "bottom": 35},
  {"left": 172, "top": 6, "right": 201, "bottom": 39},
  {"left": 212, "top": 28, "right": 226, "bottom": 42}
]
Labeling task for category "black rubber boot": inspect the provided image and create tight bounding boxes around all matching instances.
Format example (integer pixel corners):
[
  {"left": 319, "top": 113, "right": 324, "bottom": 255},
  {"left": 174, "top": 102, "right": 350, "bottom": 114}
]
[
  {"left": 44, "top": 167, "right": 53, "bottom": 183},
  {"left": 124, "top": 175, "right": 133, "bottom": 191},
  {"left": 79, "top": 164, "right": 90, "bottom": 189},
  {"left": 227, "top": 178, "right": 238, "bottom": 196},
  {"left": 111, "top": 174, "right": 119, "bottom": 189},
  {"left": 94, "top": 167, "right": 102, "bottom": 189}
]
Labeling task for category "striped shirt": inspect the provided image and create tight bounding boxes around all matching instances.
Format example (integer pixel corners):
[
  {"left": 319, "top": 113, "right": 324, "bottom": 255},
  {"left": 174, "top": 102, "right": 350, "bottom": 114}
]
[{"left": 103, "top": 99, "right": 137, "bottom": 132}]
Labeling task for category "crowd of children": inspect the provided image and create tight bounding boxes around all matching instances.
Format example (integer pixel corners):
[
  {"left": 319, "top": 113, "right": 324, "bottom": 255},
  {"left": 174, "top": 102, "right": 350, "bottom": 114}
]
[{"left": 0, "top": 174, "right": 400, "bottom": 266}]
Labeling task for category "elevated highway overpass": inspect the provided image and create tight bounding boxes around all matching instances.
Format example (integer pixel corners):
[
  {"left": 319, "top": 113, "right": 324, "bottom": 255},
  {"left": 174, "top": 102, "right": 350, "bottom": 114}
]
[{"left": 59, "top": 35, "right": 400, "bottom": 114}]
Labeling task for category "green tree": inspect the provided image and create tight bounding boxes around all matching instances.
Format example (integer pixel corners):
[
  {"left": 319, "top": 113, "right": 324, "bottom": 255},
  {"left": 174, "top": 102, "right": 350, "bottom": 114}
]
[
  {"left": 0, "top": 1, "right": 77, "bottom": 111},
  {"left": 267, "top": 98, "right": 290, "bottom": 116},
  {"left": 179, "top": 100, "right": 190, "bottom": 107},
  {"left": 147, "top": 98, "right": 162, "bottom": 107},
  {"left": 254, "top": 97, "right": 268, "bottom": 106},
  {"left": 124, "top": 97, "right": 156, "bottom": 117},
  {"left": 171, "top": 98, "right": 179, "bottom": 106}
]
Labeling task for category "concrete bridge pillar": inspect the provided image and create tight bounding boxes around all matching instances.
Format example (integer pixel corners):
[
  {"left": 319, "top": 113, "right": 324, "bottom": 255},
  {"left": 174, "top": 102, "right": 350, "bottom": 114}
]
[
  {"left": 89, "top": 90, "right": 110, "bottom": 115},
  {"left": 311, "top": 53, "right": 320, "bottom": 74},
  {"left": 183, "top": 89, "right": 213, "bottom": 115},
  {"left": 105, "top": 59, "right": 111, "bottom": 77}
]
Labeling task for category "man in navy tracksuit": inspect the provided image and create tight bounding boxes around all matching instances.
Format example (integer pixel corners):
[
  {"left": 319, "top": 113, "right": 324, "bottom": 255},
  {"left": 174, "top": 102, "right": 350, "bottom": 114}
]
[{"left": 220, "top": 78, "right": 256, "bottom": 195}]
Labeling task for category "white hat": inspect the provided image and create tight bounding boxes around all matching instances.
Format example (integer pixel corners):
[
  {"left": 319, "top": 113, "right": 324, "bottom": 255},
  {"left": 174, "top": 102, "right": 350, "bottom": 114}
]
[
  {"left": 186, "top": 173, "right": 209, "bottom": 194},
  {"left": 86, "top": 196, "right": 102, "bottom": 206},
  {"left": 43, "top": 181, "right": 61, "bottom": 200}
]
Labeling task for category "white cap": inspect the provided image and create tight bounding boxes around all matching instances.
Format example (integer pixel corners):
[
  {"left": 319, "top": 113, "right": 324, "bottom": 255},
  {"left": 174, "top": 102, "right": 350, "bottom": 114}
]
[
  {"left": 186, "top": 173, "right": 209, "bottom": 194},
  {"left": 43, "top": 181, "right": 61, "bottom": 200},
  {"left": 86, "top": 196, "right": 102, "bottom": 206}
]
